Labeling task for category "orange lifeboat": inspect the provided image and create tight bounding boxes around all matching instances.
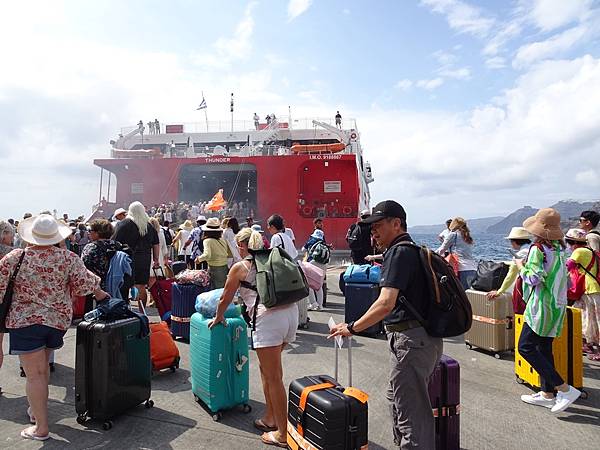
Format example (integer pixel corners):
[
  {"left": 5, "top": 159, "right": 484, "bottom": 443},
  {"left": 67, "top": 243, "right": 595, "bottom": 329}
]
[{"left": 291, "top": 142, "right": 346, "bottom": 154}]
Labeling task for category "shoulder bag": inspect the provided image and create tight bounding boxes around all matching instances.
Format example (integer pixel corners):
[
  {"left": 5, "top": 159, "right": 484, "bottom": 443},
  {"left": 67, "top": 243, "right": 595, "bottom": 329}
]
[{"left": 0, "top": 250, "right": 26, "bottom": 331}]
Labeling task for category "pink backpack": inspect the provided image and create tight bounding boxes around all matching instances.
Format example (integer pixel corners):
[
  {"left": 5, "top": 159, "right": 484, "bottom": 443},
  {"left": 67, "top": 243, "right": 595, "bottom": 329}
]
[{"left": 300, "top": 262, "right": 325, "bottom": 291}]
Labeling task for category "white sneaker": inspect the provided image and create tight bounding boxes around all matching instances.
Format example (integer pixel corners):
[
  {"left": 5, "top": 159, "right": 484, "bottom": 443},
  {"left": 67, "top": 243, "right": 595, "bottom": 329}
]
[
  {"left": 520, "top": 392, "right": 555, "bottom": 408},
  {"left": 307, "top": 304, "right": 316, "bottom": 311},
  {"left": 551, "top": 386, "right": 581, "bottom": 413}
]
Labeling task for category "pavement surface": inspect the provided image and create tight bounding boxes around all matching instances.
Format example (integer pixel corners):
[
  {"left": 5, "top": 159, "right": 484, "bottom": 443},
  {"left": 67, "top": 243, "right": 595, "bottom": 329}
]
[{"left": 1, "top": 268, "right": 599, "bottom": 449}]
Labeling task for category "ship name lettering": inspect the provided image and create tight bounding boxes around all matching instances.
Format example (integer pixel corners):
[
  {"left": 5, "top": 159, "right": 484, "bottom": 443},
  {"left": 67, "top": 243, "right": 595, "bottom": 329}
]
[
  {"left": 309, "top": 154, "right": 342, "bottom": 160},
  {"left": 205, "top": 157, "right": 231, "bottom": 163}
]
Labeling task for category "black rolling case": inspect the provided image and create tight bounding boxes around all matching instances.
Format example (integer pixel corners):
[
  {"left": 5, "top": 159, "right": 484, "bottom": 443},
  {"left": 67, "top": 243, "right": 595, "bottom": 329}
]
[
  {"left": 287, "top": 338, "right": 368, "bottom": 450},
  {"left": 75, "top": 317, "right": 153, "bottom": 430}
]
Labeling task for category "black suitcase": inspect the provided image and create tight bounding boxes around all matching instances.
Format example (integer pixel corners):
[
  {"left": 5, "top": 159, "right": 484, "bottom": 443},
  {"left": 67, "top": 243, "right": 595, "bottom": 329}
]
[
  {"left": 172, "top": 260, "right": 187, "bottom": 276},
  {"left": 344, "top": 283, "right": 383, "bottom": 336},
  {"left": 75, "top": 317, "right": 153, "bottom": 430},
  {"left": 287, "top": 338, "right": 368, "bottom": 450}
]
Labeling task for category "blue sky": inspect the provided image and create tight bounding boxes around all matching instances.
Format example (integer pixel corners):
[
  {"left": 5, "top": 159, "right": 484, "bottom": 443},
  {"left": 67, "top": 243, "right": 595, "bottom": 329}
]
[{"left": 1, "top": 0, "right": 600, "bottom": 225}]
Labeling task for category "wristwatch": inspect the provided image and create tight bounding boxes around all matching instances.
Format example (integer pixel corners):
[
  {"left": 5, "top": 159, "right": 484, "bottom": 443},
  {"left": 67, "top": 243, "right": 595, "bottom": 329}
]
[{"left": 347, "top": 321, "right": 357, "bottom": 335}]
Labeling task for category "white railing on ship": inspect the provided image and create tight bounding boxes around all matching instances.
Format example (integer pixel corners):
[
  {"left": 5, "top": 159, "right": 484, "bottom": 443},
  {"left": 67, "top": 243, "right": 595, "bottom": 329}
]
[{"left": 119, "top": 117, "right": 357, "bottom": 135}]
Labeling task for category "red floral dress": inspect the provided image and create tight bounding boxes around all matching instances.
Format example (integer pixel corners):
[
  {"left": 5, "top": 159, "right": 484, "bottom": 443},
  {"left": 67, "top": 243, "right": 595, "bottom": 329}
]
[{"left": 0, "top": 247, "right": 100, "bottom": 331}]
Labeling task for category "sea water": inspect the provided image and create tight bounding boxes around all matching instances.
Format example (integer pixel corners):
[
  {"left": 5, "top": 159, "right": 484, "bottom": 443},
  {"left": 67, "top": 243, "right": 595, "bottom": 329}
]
[{"left": 411, "top": 233, "right": 511, "bottom": 262}]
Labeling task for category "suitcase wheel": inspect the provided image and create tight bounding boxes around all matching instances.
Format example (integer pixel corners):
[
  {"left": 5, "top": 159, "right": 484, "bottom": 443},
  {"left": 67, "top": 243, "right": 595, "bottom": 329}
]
[
  {"left": 515, "top": 376, "right": 525, "bottom": 385},
  {"left": 580, "top": 389, "right": 589, "bottom": 400},
  {"left": 102, "top": 420, "right": 113, "bottom": 431},
  {"left": 241, "top": 404, "right": 252, "bottom": 414},
  {"left": 76, "top": 414, "right": 87, "bottom": 425},
  {"left": 170, "top": 366, "right": 177, "bottom": 373},
  {"left": 466, "top": 343, "right": 473, "bottom": 350},
  {"left": 212, "top": 411, "right": 223, "bottom": 422},
  {"left": 494, "top": 353, "right": 501, "bottom": 360},
  {"left": 144, "top": 400, "right": 154, "bottom": 409}
]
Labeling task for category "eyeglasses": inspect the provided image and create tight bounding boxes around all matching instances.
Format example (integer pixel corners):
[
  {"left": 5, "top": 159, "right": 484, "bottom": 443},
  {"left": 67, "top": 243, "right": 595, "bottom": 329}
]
[{"left": 579, "top": 218, "right": 588, "bottom": 222}]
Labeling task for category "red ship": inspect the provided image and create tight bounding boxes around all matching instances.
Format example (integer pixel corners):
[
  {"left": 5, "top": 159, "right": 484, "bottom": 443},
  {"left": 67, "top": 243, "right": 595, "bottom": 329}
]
[{"left": 93, "top": 117, "right": 374, "bottom": 249}]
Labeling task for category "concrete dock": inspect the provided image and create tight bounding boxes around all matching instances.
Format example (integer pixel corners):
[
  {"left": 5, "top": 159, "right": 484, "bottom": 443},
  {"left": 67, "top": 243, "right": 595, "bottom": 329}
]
[{"left": 1, "top": 268, "right": 599, "bottom": 449}]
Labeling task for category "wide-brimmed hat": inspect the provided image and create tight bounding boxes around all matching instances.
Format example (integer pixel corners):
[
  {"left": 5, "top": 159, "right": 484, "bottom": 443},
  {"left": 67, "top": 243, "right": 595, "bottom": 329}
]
[
  {"left": 113, "top": 207, "right": 127, "bottom": 219},
  {"left": 523, "top": 208, "right": 563, "bottom": 240},
  {"left": 449, "top": 217, "right": 466, "bottom": 231},
  {"left": 179, "top": 220, "right": 194, "bottom": 230},
  {"left": 311, "top": 229, "right": 325, "bottom": 240},
  {"left": 18, "top": 214, "right": 73, "bottom": 246},
  {"left": 251, "top": 224, "right": 264, "bottom": 234},
  {"left": 201, "top": 217, "right": 221, "bottom": 231},
  {"left": 505, "top": 227, "right": 532, "bottom": 241},
  {"left": 196, "top": 215, "right": 207, "bottom": 224},
  {"left": 565, "top": 228, "right": 587, "bottom": 243}
]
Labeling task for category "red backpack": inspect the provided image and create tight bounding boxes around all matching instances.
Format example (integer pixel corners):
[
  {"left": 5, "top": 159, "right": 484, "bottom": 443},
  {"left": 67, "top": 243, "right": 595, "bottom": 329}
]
[{"left": 567, "top": 247, "right": 600, "bottom": 304}]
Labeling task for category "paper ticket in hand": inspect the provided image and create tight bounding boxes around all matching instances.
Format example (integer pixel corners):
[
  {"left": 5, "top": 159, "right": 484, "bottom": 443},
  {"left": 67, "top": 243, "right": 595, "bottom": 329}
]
[{"left": 328, "top": 316, "right": 344, "bottom": 349}]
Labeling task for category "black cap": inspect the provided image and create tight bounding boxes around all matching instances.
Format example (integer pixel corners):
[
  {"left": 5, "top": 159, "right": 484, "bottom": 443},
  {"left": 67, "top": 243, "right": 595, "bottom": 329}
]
[{"left": 361, "top": 200, "right": 406, "bottom": 224}]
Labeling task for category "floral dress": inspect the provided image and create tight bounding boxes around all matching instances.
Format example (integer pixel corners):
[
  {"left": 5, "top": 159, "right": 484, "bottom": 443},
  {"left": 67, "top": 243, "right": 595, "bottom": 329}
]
[{"left": 0, "top": 247, "right": 100, "bottom": 331}]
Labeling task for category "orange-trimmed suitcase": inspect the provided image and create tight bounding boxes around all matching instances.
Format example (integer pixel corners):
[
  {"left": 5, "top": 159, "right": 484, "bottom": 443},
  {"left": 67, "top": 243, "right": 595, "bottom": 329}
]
[
  {"left": 514, "top": 307, "right": 586, "bottom": 397},
  {"left": 465, "top": 289, "right": 514, "bottom": 358}
]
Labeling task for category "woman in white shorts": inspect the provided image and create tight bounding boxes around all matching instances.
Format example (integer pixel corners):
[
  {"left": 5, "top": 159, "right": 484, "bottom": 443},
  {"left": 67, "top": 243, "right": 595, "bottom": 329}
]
[{"left": 209, "top": 227, "right": 297, "bottom": 448}]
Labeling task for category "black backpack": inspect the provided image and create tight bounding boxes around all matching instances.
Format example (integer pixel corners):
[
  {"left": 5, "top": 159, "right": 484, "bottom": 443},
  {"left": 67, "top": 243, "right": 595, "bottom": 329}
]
[
  {"left": 162, "top": 227, "right": 173, "bottom": 246},
  {"left": 394, "top": 242, "right": 472, "bottom": 338},
  {"left": 346, "top": 223, "right": 371, "bottom": 252}
]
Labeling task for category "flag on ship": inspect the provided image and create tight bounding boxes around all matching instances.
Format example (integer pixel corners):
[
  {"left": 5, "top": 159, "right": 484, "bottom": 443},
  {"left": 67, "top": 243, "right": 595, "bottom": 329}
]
[
  {"left": 196, "top": 97, "right": 207, "bottom": 110},
  {"left": 205, "top": 188, "right": 227, "bottom": 211}
]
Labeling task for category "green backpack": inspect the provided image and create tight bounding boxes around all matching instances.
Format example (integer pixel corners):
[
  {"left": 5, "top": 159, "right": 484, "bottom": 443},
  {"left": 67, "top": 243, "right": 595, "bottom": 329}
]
[{"left": 241, "top": 247, "right": 309, "bottom": 328}]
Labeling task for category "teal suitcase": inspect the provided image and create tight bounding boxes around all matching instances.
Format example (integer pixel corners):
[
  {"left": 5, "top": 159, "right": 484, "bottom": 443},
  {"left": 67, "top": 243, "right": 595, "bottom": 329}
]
[{"left": 190, "top": 312, "right": 251, "bottom": 421}]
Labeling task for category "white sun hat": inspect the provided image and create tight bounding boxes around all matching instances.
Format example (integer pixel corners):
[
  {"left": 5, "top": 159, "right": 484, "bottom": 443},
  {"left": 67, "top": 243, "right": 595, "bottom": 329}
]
[{"left": 18, "top": 214, "right": 73, "bottom": 246}]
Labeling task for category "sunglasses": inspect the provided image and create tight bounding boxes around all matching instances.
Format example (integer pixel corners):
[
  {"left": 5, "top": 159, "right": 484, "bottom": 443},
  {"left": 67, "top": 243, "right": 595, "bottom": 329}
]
[{"left": 579, "top": 218, "right": 589, "bottom": 222}]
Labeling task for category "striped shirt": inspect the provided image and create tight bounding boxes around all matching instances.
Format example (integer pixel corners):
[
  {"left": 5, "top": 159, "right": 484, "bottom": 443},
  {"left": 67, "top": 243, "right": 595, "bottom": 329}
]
[{"left": 521, "top": 242, "right": 568, "bottom": 337}]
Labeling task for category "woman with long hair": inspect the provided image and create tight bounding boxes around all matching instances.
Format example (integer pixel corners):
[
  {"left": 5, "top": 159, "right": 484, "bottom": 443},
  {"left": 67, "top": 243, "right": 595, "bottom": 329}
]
[
  {"left": 222, "top": 217, "right": 242, "bottom": 266},
  {"left": 516, "top": 208, "right": 580, "bottom": 412},
  {"left": 209, "top": 228, "right": 298, "bottom": 448},
  {"left": 436, "top": 216, "right": 477, "bottom": 289},
  {"left": 112, "top": 202, "right": 160, "bottom": 306},
  {"left": 147, "top": 217, "right": 169, "bottom": 295}
]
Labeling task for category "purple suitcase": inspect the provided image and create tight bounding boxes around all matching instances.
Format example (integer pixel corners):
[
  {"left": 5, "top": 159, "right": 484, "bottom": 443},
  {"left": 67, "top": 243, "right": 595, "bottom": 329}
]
[{"left": 428, "top": 355, "right": 460, "bottom": 450}]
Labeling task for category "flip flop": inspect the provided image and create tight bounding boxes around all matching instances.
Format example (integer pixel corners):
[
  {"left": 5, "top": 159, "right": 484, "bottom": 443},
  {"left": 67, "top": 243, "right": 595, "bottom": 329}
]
[
  {"left": 27, "top": 407, "right": 36, "bottom": 424},
  {"left": 260, "top": 431, "right": 287, "bottom": 448},
  {"left": 254, "top": 418, "right": 277, "bottom": 433},
  {"left": 20, "top": 427, "right": 49, "bottom": 441}
]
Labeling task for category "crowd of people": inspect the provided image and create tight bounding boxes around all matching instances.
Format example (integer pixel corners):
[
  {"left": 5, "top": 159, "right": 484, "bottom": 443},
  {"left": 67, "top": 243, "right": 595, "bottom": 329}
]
[{"left": 1, "top": 201, "right": 599, "bottom": 447}]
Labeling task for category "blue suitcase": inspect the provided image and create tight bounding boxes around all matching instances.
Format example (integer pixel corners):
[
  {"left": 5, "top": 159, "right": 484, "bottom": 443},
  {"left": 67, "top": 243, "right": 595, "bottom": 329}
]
[
  {"left": 344, "top": 283, "right": 383, "bottom": 336},
  {"left": 171, "top": 283, "right": 204, "bottom": 340},
  {"left": 190, "top": 312, "right": 251, "bottom": 420},
  {"left": 343, "top": 264, "right": 381, "bottom": 284}
]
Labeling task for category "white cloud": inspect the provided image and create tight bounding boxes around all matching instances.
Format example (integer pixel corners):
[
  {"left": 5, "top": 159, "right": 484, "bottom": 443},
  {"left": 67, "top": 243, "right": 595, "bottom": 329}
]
[
  {"left": 528, "top": 0, "right": 593, "bottom": 32},
  {"left": 486, "top": 56, "right": 507, "bottom": 69},
  {"left": 416, "top": 78, "right": 445, "bottom": 90},
  {"left": 575, "top": 169, "right": 600, "bottom": 187},
  {"left": 395, "top": 79, "right": 413, "bottom": 90},
  {"left": 482, "top": 20, "right": 523, "bottom": 56},
  {"left": 288, "top": 0, "right": 313, "bottom": 22},
  {"left": 438, "top": 66, "right": 471, "bottom": 80},
  {"left": 420, "top": 0, "right": 495, "bottom": 36},
  {"left": 362, "top": 55, "right": 600, "bottom": 223},
  {"left": 432, "top": 50, "right": 457, "bottom": 65},
  {"left": 513, "top": 24, "right": 589, "bottom": 68}
]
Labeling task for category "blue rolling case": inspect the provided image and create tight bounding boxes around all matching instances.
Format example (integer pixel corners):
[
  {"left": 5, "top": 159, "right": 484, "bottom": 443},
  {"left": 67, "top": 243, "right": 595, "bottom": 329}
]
[
  {"left": 171, "top": 283, "right": 204, "bottom": 340},
  {"left": 190, "top": 312, "right": 251, "bottom": 421},
  {"left": 344, "top": 283, "right": 383, "bottom": 337}
]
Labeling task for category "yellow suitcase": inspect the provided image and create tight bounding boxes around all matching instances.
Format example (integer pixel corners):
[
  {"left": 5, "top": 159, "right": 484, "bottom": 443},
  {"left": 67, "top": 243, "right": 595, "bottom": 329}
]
[{"left": 514, "top": 307, "right": 586, "bottom": 397}]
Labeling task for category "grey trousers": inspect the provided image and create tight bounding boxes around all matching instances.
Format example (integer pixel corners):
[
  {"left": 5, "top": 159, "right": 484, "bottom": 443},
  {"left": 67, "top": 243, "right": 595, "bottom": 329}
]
[{"left": 386, "top": 327, "right": 443, "bottom": 449}]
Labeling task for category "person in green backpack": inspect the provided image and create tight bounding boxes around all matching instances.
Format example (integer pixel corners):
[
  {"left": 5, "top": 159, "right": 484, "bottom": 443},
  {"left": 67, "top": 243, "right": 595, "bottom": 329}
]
[{"left": 209, "top": 227, "right": 303, "bottom": 448}]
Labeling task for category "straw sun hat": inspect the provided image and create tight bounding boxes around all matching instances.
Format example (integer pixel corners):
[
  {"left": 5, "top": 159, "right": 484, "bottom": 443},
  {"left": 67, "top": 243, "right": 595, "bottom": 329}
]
[
  {"left": 18, "top": 214, "right": 72, "bottom": 246},
  {"left": 179, "top": 220, "right": 194, "bottom": 230},
  {"left": 201, "top": 217, "right": 222, "bottom": 231},
  {"left": 564, "top": 228, "right": 587, "bottom": 243},
  {"left": 504, "top": 227, "right": 532, "bottom": 240},
  {"left": 522, "top": 208, "right": 563, "bottom": 241}
]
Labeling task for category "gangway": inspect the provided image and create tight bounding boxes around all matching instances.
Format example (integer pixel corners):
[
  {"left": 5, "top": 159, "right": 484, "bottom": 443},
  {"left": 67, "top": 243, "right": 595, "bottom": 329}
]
[{"left": 311, "top": 120, "right": 351, "bottom": 144}]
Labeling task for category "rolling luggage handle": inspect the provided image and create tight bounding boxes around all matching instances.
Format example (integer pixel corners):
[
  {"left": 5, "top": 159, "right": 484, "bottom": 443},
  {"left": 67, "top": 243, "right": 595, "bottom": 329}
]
[
  {"left": 153, "top": 266, "right": 166, "bottom": 279},
  {"left": 334, "top": 336, "right": 353, "bottom": 386}
]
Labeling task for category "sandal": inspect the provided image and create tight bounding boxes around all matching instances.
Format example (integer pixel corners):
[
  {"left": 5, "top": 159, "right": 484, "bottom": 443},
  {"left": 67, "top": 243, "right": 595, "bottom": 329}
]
[
  {"left": 254, "top": 418, "right": 277, "bottom": 433},
  {"left": 260, "top": 431, "right": 287, "bottom": 448},
  {"left": 27, "top": 407, "right": 36, "bottom": 424},
  {"left": 20, "top": 426, "right": 49, "bottom": 441},
  {"left": 587, "top": 352, "right": 600, "bottom": 361}
]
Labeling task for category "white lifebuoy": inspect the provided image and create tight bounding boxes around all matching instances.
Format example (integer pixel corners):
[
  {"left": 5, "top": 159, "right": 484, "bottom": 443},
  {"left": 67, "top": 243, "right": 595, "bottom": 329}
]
[
  {"left": 342, "top": 206, "right": 352, "bottom": 216},
  {"left": 350, "top": 132, "right": 358, "bottom": 141},
  {"left": 302, "top": 206, "right": 313, "bottom": 216}
]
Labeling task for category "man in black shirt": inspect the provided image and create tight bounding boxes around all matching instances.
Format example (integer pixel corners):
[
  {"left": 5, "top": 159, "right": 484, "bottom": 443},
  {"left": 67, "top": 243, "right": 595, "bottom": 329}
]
[{"left": 330, "top": 200, "right": 442, "bottom": 449}]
